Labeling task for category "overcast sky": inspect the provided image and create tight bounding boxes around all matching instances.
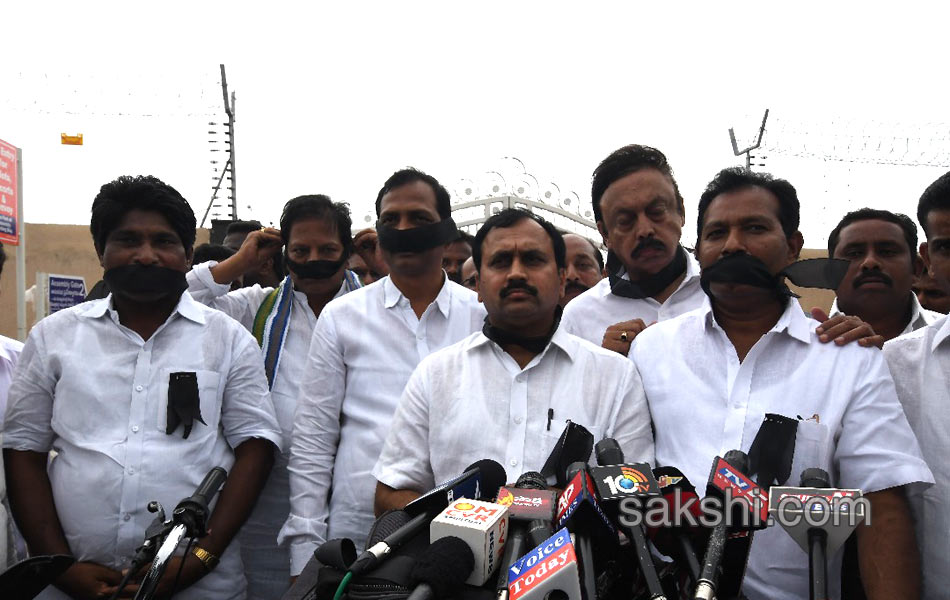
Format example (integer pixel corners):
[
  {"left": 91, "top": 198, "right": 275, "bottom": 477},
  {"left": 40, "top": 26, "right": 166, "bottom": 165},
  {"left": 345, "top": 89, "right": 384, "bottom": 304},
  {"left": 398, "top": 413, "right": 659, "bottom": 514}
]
[{"left": 3, "top": 1, "right": 949, "bottom": 247}]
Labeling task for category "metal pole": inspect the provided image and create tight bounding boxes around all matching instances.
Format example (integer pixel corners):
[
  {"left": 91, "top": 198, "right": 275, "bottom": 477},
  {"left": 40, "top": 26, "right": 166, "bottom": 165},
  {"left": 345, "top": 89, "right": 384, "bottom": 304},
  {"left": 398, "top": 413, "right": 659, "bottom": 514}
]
[
  {"left": 15, "top": 148, "right": 25, "bottom": 341},
  {"left": 229, "top": 92, "right": 236, "bottom": 219}
]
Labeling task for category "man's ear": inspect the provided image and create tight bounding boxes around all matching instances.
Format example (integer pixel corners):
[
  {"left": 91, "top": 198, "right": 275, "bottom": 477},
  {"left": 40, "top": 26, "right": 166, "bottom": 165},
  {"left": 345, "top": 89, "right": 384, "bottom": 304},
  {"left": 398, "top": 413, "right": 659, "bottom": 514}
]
[
  {"left": 788, "top": 231, "right": 804, "bottom": 261},
  {"left": 475, "top": 272, "right": 482, "bottom": 303},
  {"left": 912, "top": 252, "right": 925, "bottom": 278},
  {"left": 558, "top": 267, "right": 567, "bottom": 301},
  {"left": 920, "top": 242, "right": 931, "bottom": 275},
  {"left": 185, "top": 245, "right": 194, "bottom": 270}
]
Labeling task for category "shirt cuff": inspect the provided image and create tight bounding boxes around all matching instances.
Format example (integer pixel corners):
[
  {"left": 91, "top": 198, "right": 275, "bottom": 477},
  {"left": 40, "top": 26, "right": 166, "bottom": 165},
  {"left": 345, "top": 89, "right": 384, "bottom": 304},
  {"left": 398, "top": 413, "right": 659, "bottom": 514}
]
[
  {"left": 189, "top": 261, "right": 232, "bottom": 296},
  {"left": 278, "top": 514, "right": 329, "bottom": 575}
]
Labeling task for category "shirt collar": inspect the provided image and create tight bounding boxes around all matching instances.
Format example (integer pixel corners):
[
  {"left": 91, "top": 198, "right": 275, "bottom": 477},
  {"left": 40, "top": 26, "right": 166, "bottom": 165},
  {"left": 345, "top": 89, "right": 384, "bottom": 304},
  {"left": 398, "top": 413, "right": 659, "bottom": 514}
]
[
  {"left": 702, "top": 295, "right": 811, "bottom": 344},
  {"left": 471, "top": 318, "right": 578, "bottom": 363},
  {"left": 80, "top": 291, "right": 206, "bottom": 325},
  {"left": 931, "top": 315, "right": 950, "bottom": 352},
  {"left": 382, "top": 274, "right": 453, "bottom": 318}
]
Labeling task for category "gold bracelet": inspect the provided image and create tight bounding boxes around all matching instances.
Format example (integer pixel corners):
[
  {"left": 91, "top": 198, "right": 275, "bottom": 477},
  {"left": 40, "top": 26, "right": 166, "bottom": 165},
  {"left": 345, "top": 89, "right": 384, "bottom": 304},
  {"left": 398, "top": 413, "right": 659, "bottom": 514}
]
[{"left": 192, "top": 546, "right": 220, "bottom": 572}]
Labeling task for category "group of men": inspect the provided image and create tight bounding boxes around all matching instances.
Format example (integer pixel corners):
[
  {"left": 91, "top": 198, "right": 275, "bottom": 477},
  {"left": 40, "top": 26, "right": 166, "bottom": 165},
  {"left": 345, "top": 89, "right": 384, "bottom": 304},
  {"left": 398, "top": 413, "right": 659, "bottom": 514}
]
[{"left": 0, "top": 143, "right": 947, "bottom": 600}]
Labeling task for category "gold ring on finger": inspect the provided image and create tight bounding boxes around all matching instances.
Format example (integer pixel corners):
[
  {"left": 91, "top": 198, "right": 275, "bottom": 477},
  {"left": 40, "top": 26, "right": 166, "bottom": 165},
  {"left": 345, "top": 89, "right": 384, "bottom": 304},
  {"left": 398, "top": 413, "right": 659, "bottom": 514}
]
[{"left": 620, "top": 331, "right": 628, "bottom": 342}]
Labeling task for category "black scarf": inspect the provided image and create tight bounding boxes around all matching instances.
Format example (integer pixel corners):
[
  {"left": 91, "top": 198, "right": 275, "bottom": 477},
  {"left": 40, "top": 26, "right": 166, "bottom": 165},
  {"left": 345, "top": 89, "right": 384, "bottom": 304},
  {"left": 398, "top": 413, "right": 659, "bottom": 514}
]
[
  {"left": 482, "top": 307, "right": 563, "bottom": 354},
  {"left": 103, "top": 265, "right": 187, "bottom": 299},
  {"left": 284, "top": 255, "right": 347, "bottom": 279},
  {"left": 607, "top": 245, "right": 688, "bottom": 299},
  {"left": 700, "top": 254, "right": 850, "bottom": 300}
]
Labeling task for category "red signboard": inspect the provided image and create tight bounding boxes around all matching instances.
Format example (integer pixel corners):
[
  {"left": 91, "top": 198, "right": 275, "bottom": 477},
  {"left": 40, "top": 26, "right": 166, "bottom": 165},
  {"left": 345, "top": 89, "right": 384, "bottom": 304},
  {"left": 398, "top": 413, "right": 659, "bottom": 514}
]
[{"left": 0, "top": 138, "right": 18, "bottom": 245}]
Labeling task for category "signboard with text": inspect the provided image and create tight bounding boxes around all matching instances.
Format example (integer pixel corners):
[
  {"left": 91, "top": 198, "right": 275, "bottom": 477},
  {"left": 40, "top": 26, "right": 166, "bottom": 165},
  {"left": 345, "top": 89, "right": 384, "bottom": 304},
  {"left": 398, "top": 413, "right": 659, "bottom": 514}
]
[
  {"left": 47, "top": 274, "right": 86, "bottom": 314},
  {"left": 0, "top": 138, "right": 18, "bottom": 245}
]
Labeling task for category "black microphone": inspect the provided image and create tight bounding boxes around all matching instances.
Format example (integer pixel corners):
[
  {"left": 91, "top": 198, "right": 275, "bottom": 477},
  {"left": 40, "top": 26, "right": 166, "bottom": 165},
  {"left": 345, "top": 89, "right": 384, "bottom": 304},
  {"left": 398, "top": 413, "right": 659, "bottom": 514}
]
[
  {"left": 650, "top": 467, "right": 703, "bottom": 586},
  {"left": 801, "top": 468, "right": 831, "bottom": 600},
  {"left": 557, "top": 462, "right": 616, "bottom": 600},
  {"left": 406, "top": 536, "right": 476, "bottom": 600},
  {"left": 173, "top": 466, "right": 228, "bottom": 536},
  {"left": 589, "top": 439, "right": 666, "bottom": 600},
  {"left": 495, "top": 471, "right": 557, "bottom": 600},
  {"left": 694, "top": 450, "right": 767, "bottom": 600},
  {"left": 350, "top": 459, "right": 507, "bottom": 577}
]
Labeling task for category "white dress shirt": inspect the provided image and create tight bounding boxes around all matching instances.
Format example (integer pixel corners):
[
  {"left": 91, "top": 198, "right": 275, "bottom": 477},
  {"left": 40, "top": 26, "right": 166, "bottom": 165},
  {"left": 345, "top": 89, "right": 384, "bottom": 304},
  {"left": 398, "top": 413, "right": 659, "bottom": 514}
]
[
  {"left": 3, "top": 293, "right": 283, "bottom": 600},
  {"left": 883, "top": 315, "right": 950, "bottom": 598},
  {"left": 0, "top": 334, "right": 23, "bottom": 570},
  {"left": 0, "top": 334, "right": 23, "bottom": 432},
  {"left": 373, "top": 326, "right": 655, "bottom": 492},
  {"left": 279, "top": 276, "right": 486, "bottom": 574},
  {"left": 830, "top": 292, "right": 942, "bottom": 336},
  {"left": 560, "top": 252, "right": 704, "bottom": 345},
  {"left": 631, "top": 297, "right": 933, "bottom": 600}
]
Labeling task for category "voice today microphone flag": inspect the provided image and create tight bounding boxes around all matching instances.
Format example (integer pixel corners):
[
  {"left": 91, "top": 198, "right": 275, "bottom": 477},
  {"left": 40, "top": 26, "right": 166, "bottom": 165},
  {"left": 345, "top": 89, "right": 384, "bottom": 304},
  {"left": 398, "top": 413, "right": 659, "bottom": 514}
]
[{"left": 507, "top": 528, "right": 582, "bottom": 600}]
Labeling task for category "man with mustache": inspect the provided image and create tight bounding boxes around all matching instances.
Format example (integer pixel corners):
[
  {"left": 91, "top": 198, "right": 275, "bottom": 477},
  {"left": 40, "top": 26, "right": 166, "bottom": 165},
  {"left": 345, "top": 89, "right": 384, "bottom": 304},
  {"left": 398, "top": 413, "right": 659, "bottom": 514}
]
[
  {"left": 3, "top": 175, "right": 282, "bottom": 600},
  {"left": 829, "top": 209, "right": 940, "bottom": 342},
  {"left": 561, "top": 233, "right": 604, "bottom": 306},
  {"left": 630, "top": 167, "right": 933, "bottom": 600},
  {"left": 562, "top": 145, "right": 878, "bottom": 355},
  {"left": 278, "top": 168, "right": 485, "bottom": 578},
  {"left": 883, "top": 171, "right": 950, "bottom": 597},
  {"left": 186, "top": 195, "right": 363, "bottom": 599},
  {"left": 372, "top": 208, "right": 653, "bottom": 508}
]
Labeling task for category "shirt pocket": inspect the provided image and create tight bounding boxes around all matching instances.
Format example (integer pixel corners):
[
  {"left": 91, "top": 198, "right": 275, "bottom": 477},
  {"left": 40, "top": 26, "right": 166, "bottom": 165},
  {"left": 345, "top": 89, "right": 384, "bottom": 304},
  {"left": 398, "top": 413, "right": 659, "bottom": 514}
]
[
  {"left": 156, "top": 368, "right": 222, "bottom": 439},
  {"left": 791, "top": 420, "right": 830, "bottom": 485}
]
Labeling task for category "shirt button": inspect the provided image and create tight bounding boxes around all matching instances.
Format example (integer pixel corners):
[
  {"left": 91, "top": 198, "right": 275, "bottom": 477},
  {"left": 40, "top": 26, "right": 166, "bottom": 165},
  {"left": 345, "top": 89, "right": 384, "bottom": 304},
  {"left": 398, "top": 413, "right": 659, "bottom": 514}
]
[
  {"left": 509, "top": 459, "right": 518, "bottom": 467},
  {"left": 123, "top": 513, "right": 131, "bottom": 521},
  {"left": 514, "top": 416, "right": 523, "bottom": 424},
  {"left": 131, "top": 425, "right": 140, "bottom": 433},
  {"left": 135, "top": 385, "right": 144, "bottom": 392}
]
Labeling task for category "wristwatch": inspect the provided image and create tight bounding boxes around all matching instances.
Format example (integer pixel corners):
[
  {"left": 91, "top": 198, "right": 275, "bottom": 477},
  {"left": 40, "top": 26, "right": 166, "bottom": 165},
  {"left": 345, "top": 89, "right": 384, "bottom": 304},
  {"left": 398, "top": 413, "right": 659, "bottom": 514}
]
[{"left": 192, "top": 546, "right": 220, "bottom": 572}]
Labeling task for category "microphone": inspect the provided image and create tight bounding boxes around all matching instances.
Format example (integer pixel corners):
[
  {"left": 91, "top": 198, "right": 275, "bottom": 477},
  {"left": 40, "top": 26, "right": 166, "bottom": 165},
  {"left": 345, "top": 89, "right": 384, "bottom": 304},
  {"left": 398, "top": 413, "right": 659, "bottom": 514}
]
[
  {"left": 430, "top": 498, "right": 510, "bottom": 585},
  {"left": 406, "top": 536, "right": 476, "bottom": 600},
  {"left": 557, "top": 462, "right": 617, "bottom": 600},
  {"left": 351, "top": 459, "right": 507, "bottom": 577},
  {"left": 540, "top": 421, "right": 595, "bottom": 488},
  {"left": 173, "top": 466, "right": 228, "bottom": 536},
  {"left": 507, "top": 527, "right": 582, "bottom": 600},
  {"left": 694, "top": 450, "right": 767, "bottom": 600},
  {"left": 589, "top": 439, "right": 666, "bottom": 600},
  {"left": 769, "top": 468, "right": 867, "bottom": 600},
  {"left": 650, "top": 467, "right": 703, "bottom": 586},
  {"left": 495, "top": 471, "right": 558, "bottom": 600}
]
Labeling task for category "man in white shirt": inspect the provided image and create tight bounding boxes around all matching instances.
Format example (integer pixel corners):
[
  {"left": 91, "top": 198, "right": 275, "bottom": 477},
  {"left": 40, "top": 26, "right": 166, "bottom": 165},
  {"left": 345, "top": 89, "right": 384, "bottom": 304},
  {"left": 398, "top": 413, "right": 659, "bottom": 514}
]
[
  {"left": 560, "top": 233, "right": 604, "bottom": 306},
  {"left": 561, "top": 145, "right": 705, "bottom": 353},
  {"left": 3, "top": 175, "right": 282, "bottom": 600},
  {"left": 0, "top": 243, "right": 24, "bottom": 571},
  {"left": 278, "top": 168, "right": 485, "bottom": 577},
  {"left": 828, "top": 208, "right": 941, "bottom": 341},
  {"left": 631, "top": 167, "right": 933, "bottom": 600},
  {"left": 187, "top": 195, "right": 361, "bottom": 599},
  {"left": 373, "top": 209, "right": 654, "bottom": 507},
  {"left": 882, "top": 171, "right": 950, "bottom": 598}
]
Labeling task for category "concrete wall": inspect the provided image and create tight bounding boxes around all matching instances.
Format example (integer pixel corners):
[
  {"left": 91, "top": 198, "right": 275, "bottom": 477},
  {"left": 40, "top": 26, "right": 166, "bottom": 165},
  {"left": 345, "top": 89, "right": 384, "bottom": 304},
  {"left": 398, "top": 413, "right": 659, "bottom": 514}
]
[{"left": 0, "top": 224, "right": 209, "bottom": 340}]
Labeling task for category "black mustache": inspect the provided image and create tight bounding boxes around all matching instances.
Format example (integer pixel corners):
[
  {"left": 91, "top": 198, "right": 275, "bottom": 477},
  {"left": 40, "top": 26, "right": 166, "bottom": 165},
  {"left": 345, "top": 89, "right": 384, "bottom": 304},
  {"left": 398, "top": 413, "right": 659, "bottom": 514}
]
[
  {"left": 853, "top": 271, "right": 893, "bottom": 288},
  {"left": 500, "top": 281, "right": 538, "bottom": 298},
  {"left": 631, "top": 238, "right": 666, "bottom": 258},
  {"left": 565, "top": 281, "right": 590, "bottom": 294}
]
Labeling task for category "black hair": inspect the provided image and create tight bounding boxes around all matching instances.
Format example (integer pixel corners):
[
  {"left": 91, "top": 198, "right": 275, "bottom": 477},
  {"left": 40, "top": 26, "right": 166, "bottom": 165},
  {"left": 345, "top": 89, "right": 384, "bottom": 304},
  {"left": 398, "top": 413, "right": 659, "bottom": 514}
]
[
  {"left": 696, "top": 167, "right": 800, "bottom": 242},
  {"left": 90, "top": 175, "right": 196, "bottom": 254},
  {"left": 193, "top": 243, "right": 236, "bottom": 264},
  {"left": 375, "top": 168, "right": 452, "bottom": 220},
  {"left": 918, "top": 171, "right": 950, "bottom": 236},
  {"left": 225, "top": 220, "right": 264, "bottom": 236},
  {"left": 472, "top": 208, "right": 566, "bottom": 271},
  {"left": 451, "top": 230, "right": 475, "bottom": 247},
  {"left": 279, "top": 194, "right": 353, "bottom": 258},
  {"left": 591, "top": 144, "right": 684, "bottom": 223},
  {"left": 827, "top": 208, "right": 917, "bottom": 266}
]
